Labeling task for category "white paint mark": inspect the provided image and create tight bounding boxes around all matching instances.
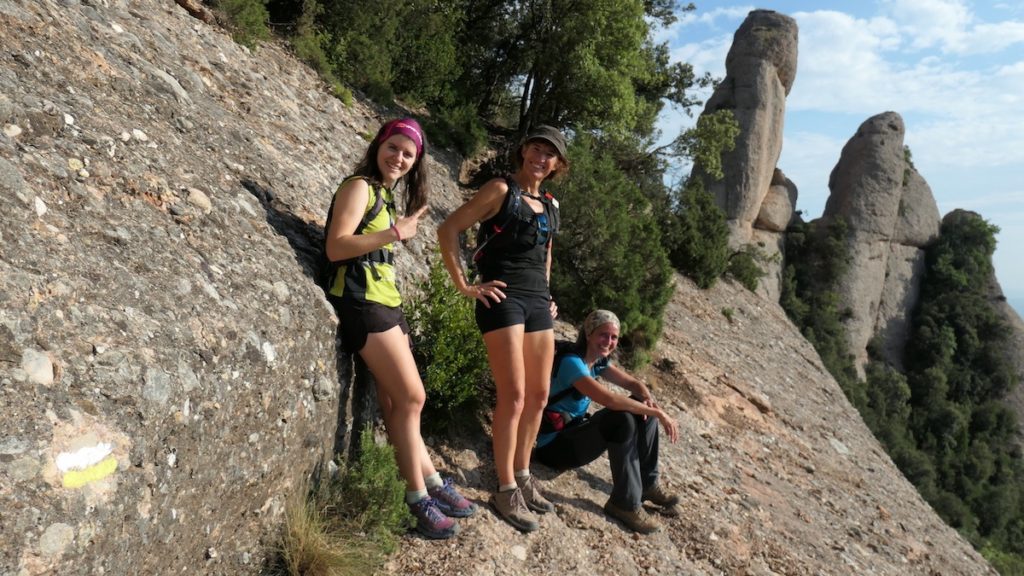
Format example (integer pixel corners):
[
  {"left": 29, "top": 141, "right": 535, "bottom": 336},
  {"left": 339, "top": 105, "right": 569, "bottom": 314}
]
[{"left": 56, "top": 442, "right": 113, "bottom": 472}]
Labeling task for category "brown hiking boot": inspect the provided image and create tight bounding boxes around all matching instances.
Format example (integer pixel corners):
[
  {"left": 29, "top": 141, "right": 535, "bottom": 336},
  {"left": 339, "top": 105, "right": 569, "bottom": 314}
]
[
  {"left": 642, "top": 482, "right": 680, "bottom": 516},
  {"left": 603, "top": 499, "right": 662, "bottom": 534},
  {"left": 516, "top": 475, "right": 555, "bottom": 514},
  {"left": 490, "top": 488, "right": 539, "bottom": 532}
]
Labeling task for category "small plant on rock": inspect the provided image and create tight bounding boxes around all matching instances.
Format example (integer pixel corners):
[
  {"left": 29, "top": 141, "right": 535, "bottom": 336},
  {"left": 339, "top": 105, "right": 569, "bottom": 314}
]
[
  {"left": 277, "top": 426, "right": 409, "bottom": 576},
  {"left": 406, "top": 258, "right": 492, "bottom": 432}
]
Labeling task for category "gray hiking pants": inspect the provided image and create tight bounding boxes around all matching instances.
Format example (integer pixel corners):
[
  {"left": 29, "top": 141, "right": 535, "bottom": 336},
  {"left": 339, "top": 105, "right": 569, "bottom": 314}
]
[{"left": 534, "top": 408, "right": 660, "bottom": 509}]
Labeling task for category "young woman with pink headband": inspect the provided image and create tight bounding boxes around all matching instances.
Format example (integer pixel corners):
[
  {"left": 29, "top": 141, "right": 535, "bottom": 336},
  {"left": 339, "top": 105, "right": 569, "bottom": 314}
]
[{"left": 325, "top": 117, "right": 475, "bottom": 539}]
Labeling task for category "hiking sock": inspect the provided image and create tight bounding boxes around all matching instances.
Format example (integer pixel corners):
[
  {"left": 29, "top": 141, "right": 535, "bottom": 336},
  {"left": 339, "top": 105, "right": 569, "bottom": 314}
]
[
  {"left": 514, "top": 469, "right": 531, "bottom": 483},
  {"left": 406, "top": 488, "right": 429, "bottom": 505},
  {"left": 425, "top": 472, "right": 444, "bottom": 490},
  {"left": 498, "top": 483, "right": 517, "bottom": 492}
]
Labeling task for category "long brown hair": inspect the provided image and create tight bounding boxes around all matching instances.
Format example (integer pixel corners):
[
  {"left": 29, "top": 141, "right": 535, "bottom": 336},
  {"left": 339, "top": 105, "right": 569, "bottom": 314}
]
[{"left": 350, "top": 118, "right": 429, "bottom": 214}]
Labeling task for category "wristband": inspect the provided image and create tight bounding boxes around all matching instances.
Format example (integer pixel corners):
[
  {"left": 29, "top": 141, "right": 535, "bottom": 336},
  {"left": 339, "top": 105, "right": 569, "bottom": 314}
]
[{"left": 391, "top": 224, "right": 402, "bottom": 242}]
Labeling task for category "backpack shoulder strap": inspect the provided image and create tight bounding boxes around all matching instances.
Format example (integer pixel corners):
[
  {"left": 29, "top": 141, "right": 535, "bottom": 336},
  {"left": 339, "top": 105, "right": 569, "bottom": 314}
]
[
  {"left": 352, "top": 177, "right": 387, "bottom": 236},
  {"left": 503, "top": 175, "right": 522, "bottom": 218},
  {"left": 324, "top": 177, "right": 391, "bottom": 269},
  {"left": 549, "top": 340, "right": 585, "bottom": 405},
  {"left": 542, "top": 191, "right": 560, "bottom": 235},
  {"left": 472, "top": 176, "right": 524, "bottom": 264}
]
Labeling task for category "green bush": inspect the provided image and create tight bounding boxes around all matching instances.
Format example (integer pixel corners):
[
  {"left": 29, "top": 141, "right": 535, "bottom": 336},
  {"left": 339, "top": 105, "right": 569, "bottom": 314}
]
[
  {"left": 215, "top": 0, "right": 271, "bottom": 49},
  {"left": 337, "top": 426, "right": 411, "bottom": 551},
  {"left": 662, "top": 178, "right": 729, "bottom": 289},
  {"left": 981, "top": 541, "right": 1024, "bottom": 576},
  {"left": 290, "top": 0, "right": 334, "bottom": 79},
  {"left": 550, "top": 134, "right": 673, "bottom": 368},
  {"left": 276, "top": 426, "right": 407, "bottom": 576},
  {"left": 726, "top": 248, "right": 765, "bottom": 292},
  {"left": 899, "top": 211, "right": 1023, "bottom": 556},
  {"left": 423, "top": 105, "right": 489, "bottom": 157},
  {"left": 676, "top": 110, "right": 740, "bottom": 181},
  {"left": 780, "top": 218, "right": 863, "bottom": 405},
  {"left": 406, "top": 258, "right": 491, "bottom": 432}
]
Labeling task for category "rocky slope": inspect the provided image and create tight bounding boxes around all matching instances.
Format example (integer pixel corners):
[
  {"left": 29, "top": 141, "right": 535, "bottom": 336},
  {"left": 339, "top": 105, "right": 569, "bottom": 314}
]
[
  {"left": 385, "top": 274, "right": 995, "bottom": 576},
  {"left": 0, "top": 1, "right": 998, "bottom": 575},
  {"left": 0, "top": 0, "right": 456, "bottom": 573}
]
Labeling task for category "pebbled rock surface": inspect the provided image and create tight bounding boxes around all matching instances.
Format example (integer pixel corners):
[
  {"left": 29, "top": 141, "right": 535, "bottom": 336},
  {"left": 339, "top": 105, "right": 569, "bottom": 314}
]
[
  {"left": 0, "top": 0, "right": 460, "bottom": 574},
  {"left": 384, "top": 274, "right": 996, "bottom": 576}
]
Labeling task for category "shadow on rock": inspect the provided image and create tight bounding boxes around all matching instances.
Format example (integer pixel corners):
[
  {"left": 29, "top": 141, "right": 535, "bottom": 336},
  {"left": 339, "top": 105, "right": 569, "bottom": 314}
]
[{"left": 244, "top": 177, "right": 379, "bottom": 461}]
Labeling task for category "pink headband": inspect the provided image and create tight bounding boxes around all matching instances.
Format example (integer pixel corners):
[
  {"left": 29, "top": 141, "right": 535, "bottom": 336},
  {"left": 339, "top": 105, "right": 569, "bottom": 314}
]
[{"left": 379, "top": 118, "right": 424, "bottom": 157}]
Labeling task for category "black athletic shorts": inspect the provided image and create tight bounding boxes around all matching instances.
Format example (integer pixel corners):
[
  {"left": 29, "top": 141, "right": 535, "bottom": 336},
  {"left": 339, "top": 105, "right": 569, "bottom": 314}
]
[
  {"left": 475, "top": 292, "right": 553, "bottom": 334},
  {"left": 335, "top": 299, "right": 410, "bottom": 353}
]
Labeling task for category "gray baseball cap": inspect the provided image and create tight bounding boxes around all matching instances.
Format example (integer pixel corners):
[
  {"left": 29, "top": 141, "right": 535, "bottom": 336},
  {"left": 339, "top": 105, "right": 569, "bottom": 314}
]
[{"left": 523, "top": 125, "right": 567, "bottom": 158}]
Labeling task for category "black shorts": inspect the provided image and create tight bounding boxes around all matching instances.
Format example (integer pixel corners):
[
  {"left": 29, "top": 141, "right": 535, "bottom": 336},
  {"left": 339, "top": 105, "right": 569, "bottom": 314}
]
[
  {"left": 335, "top": 299, "right": 409, "bottom": 353},
  {"left": 475, "top": 292, "right": 553, "bottom": 334}
]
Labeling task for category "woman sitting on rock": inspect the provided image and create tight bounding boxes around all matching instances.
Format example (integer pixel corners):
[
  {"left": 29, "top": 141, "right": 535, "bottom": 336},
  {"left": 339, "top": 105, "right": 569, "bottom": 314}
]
[{"left": 533, "top": 309, "right": 681, "bottom": 533}]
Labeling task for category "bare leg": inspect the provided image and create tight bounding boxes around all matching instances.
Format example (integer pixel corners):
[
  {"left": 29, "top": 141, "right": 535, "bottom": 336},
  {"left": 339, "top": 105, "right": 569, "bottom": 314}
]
[
  {"left": 515, "top": 329, "right": 554, "bottom": 472},
  {"left": 359, "top": 326, "right": 433, "bottom": 492},
  {"left": 377, "top": 386, "right": 439, "bottom": 481},
  {"left": 482, "top": 325, "right": 526, "bottom": 487}
]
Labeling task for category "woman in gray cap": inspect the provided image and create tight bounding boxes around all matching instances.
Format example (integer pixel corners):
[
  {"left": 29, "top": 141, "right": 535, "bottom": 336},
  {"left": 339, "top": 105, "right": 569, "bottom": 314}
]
[
  {"left": 438, "top": 125, "right": 568, "bottom": 532},
  {"left": 533, "top": 309, "right": 681, "bottom": 534}
]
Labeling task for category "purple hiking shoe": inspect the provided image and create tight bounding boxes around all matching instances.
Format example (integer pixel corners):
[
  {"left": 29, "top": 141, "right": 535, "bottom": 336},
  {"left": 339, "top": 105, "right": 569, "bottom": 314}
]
[
  {"left": 428, "top": 478, "right": 478, "bottom": 518},
  {"left": 408, "top": 497, "right": 459, "bottom": 539}
]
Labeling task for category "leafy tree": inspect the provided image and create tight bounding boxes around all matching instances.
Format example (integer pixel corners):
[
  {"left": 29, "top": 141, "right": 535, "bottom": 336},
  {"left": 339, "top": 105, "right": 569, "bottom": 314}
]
[
  {"left": 779, "top": 218, "right": 863, "bottom": 406},
  {"left": 894, "top": 211, "right": 1022, "bottom": 556},
  {"left": 725, "top": 248, "right": 766, "bottom": 292},
  {"left": 550, "top": 134, "right": 673, "bottom": 367},
  {"left": 388, "top": 1, "right": 464, "bottom": 107},
  {"left": 674, "top": 109, "right": 741, "bottom": 181}
]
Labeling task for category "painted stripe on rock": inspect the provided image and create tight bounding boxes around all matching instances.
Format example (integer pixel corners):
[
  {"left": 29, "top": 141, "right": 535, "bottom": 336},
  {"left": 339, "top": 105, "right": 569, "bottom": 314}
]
[
  {"left": 55, "top": 442, "right": 113, "bottom": 472},
  {"left": 61, "top": 456, "right": 118, "bottom": 488}
]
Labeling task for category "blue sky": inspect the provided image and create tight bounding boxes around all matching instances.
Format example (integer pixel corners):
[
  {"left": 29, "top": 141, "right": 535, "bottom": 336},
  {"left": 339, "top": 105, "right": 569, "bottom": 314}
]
[{"left": 656, "top": 0, "right": 1024, "bottom": 315}]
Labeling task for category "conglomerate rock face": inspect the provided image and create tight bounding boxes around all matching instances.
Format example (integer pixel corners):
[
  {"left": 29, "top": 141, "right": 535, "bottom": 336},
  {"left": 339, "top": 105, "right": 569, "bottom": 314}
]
[
  {"left": 0, "top": 0, "right": 459, "bottom": 573},
  {"left": 821, "top": 111, "right": 940, "bottom": 371},
  {"left": 693, "top": 9, "right": 798, "bottom": 251}
]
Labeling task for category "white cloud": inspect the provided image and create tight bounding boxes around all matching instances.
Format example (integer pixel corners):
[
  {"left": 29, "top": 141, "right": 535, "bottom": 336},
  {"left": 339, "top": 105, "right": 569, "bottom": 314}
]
[
  {"left": 653, "top": 5, "right": 754, "bottom": 45},
  {"left": 879, "top": 0, "right": 974, "bottom": 51},
  {"left": 669, "top": 34, "right": 731, "bottom": 80},
  {"left": 679, "top": 5, "right": 756, "bottom": 27},
  {"left": 969, "top": 21, "right": 1024, "bottom": 52},
  {"left": 879, "top": 0, "right": 1024, "bottom": 53},
  {"left": 785, "top": 11, "right": 902, "bottom": 113},
  {"left": 778, "top": 131, "right": 846, "bottom": 218}
]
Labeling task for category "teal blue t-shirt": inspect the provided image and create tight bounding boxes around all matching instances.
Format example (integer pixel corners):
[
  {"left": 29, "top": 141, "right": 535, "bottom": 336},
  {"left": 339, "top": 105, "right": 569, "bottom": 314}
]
[{"left": 535, "top": 354, "right": 609, "bottom": 448}]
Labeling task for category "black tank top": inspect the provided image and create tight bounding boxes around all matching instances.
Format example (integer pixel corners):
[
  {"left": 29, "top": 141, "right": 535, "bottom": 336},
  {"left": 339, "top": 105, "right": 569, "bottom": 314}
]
[{"left": 477, "top": 183, "right": 558, "bottom": 297}]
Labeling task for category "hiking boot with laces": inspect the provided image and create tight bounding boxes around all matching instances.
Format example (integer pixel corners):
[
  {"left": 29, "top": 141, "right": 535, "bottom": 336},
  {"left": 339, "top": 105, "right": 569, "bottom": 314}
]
[
  {"left": 408, "top": 497, "right": 459, "bottom": 539},
  {"left": 490, "top": 488, "right": 539, "bottom": 532},
  {"left": 603, "top": 499, "right": 662, "bottom": 534},
  {"left": 428, "top": 477, "right": 477, "bottom": 518},
  {"left": 642, "top": 482, "right": 680, "bottom": 515},
  {"left": 516, "top": 475, "right": 554, "bottom": 514}
]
